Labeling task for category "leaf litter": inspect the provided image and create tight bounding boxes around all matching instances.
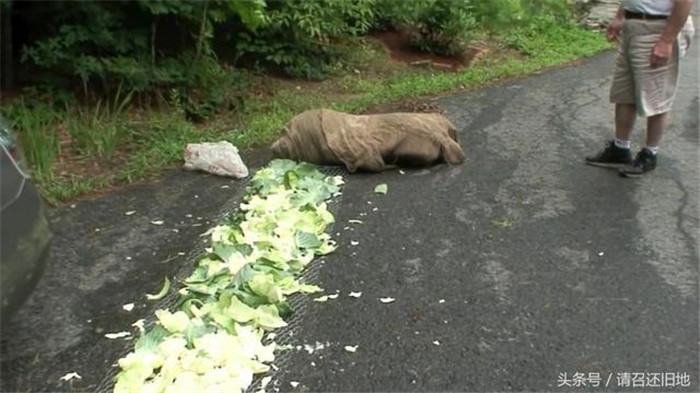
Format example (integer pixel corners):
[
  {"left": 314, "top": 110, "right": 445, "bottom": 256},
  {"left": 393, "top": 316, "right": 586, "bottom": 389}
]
[
  {"left": 60, "top": 372, "right": 82, "bottom": 382},
  {"left": 145, "top": 277, "right": 171, "bottom": 300},
  {"left": 374, "top": 184, "right": 388, "bottom": 194},
  {"left": 344, "top": 345, "right": 358, "bottom": 353},
  {"left": 105, "top": 332, "right": 132, "bottom": 339}
]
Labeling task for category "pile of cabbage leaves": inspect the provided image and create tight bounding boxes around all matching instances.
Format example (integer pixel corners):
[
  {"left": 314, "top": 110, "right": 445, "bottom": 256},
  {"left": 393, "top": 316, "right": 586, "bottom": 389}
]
[{"left": 114, "top": 160, "right": 343, "bottom": 393}]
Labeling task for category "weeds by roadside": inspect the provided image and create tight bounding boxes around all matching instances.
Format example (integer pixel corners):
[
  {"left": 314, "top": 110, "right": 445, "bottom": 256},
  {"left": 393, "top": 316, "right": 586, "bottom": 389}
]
[
  {"left": 63, "top": 85, "right": 134, "bottom": 159},
  {"left": 1, "top": 17, "right": 612, "bottom": 206},
  {"left": 3, "top": 99, "right": 60, "bottom": 182}
]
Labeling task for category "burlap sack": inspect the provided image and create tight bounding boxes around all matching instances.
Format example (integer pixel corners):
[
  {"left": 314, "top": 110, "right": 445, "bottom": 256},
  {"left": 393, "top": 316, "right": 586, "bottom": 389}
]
[{"left": 271, "top": 109, "right": 465, "bottom": 172}]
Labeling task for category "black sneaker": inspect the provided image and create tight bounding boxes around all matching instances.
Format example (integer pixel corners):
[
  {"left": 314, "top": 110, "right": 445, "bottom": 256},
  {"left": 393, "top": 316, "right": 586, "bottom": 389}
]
[
  {"left": 619, "top": 148, "right": 657, "bottom": 177},
  {"left": 585, "top": 140, "right": 633, "bottom": 168}
]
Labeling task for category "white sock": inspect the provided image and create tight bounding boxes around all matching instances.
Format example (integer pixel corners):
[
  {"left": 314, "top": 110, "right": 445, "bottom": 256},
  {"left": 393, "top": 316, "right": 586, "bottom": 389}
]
[
  {"left": 614, "top": 138, "right": 631, "bottom": 149},
  {"left": 645, "top": 145, "right": 660, "bottom": 155}
]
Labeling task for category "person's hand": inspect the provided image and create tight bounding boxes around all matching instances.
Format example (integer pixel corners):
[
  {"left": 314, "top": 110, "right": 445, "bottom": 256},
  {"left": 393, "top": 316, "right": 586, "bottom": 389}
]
[
  {"left": 650, "top": 39, "right": 673, "bottom": 68},
  {"left": 606, "top": 17, "right": 624, "bottom": 41}
]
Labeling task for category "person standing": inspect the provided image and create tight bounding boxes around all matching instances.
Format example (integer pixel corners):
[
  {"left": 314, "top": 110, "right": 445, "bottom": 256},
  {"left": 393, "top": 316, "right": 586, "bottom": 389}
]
[{"left": 586, "top": 0, "right": 694, "bottom": 177}]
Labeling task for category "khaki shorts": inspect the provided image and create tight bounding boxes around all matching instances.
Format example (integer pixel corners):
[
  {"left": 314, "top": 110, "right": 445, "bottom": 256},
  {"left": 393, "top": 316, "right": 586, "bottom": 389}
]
[{"left": 609, "top": 17, "right": 694, "bottom": 117}]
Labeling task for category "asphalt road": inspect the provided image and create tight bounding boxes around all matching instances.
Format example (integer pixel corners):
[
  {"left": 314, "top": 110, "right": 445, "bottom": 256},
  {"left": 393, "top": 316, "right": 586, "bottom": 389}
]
[
  {"left": 266, "top": 36, "right": 699, "bottom": 392},
  {"left": 1, "top": 33, "right": 698, "bottom": 393}
]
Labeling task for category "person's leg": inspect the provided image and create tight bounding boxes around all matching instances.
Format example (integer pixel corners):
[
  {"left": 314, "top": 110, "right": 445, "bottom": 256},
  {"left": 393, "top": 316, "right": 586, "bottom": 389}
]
[
  {"left": 585, "top": 101, "right": 635, "bottom": 167},
  {"left": 615, "top": 103, "right": 637, "bottom": 143},
  {"left": 617, "top": 112, "right": 668, "bottom": 177},
  {"left": 619, "top": 18, "right": 680, "bottom": 177},
  {"left": 617, "top": 111, "right": 669, "bottom": 178},
  {"left": 586, "top": 23, "right": 635, "bottom": 168},
  {"left": 645, "top": 112, "right": 670, "bottom": 151}
]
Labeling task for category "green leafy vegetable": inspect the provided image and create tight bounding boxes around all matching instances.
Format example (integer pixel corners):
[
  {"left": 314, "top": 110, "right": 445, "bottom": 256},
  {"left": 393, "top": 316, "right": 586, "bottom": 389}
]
[
  {"left": 295, "top": 231, "right": 322, "bottom": 249},
  {"left": 114, "top": 160, "right": 342, "bottom": 393},
  {"left": 155, "top": 310, "right": 191, "bottom": 334},
  {"left": 146, "top": 277, "right": 171, "bottom": 300},
  {"left": 374, "top": 183, "right": 388, "bottom": 194}
]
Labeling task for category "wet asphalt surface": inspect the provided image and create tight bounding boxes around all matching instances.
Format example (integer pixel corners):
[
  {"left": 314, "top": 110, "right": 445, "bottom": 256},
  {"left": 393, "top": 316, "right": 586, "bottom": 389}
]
[{"left": 1, "top": 33, "right": 699, "bottom": 393}]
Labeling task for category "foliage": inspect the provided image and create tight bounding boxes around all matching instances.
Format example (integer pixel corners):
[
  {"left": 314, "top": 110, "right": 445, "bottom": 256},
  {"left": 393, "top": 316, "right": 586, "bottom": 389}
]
[
  {"left": 1, "top": 0, "right": 608, "bottom": 205},
  {"left": 408, "top": 0, "right": 477, "bottom": 56},
  {"left": 373, "top": 0, "right": 476, "bottom": 57},
  {"left": 236, "top": 0, "right": 376, "bottom": 79},
  {"left": 166, "top": 53, "right": 247, "bottom": 121},
  {"left": 371, "top": 0, "right": 414, "bottom": 30},
  {"left": 503, "top": 14, "right": 579, "bottom": 56},
  {"left": 114, "top": 161, "right": 341, "bottom": 393},
  {"left": 62, "top": 85, "right": 133, "bottom": 159},
  {"left": 1, "top": 98, "right": 59, "bottom": 181},
  {"left": 471, "top": 0, "right": 574, "bottom": 29},
  {"left": 17, "top": 0, "right": 252, "bottom": 116},
  {"left": 373, "top": 0, "right": 574, "bottom": 57},
  {"left": 12, "top": 0, "right": 577, "bottom": 87}
]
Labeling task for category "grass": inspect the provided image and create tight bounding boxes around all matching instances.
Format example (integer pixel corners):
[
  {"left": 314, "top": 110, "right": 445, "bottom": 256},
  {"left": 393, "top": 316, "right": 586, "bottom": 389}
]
[
  {"left": 118, "top": 110, "right": 217, "bottom": 183},
  {"left": 5, "top": 99, "right": 60, "bottom": 182},
  {"left": 1, "top": 19, "right": 613, "bottom": 206},
  {"left": 222, "top": 21, "right": 612, "bottom": 150},
  {"left": 63, "top": 86, "right": 133, "bottom": 159},
  {"left": 41, "top": 176, "right": 112, "bottom": 206}
]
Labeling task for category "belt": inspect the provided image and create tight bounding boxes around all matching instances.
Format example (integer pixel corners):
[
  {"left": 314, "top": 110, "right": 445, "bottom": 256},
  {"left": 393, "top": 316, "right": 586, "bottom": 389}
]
[{"left": 624, "top": 10, "right": 668, "bottom": 20}]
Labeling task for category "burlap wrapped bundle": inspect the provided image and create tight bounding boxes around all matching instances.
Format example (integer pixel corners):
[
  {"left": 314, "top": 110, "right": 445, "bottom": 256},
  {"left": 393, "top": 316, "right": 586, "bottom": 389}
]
[{"left": 271, "top": 109, "right": 465, "bottom": 172}]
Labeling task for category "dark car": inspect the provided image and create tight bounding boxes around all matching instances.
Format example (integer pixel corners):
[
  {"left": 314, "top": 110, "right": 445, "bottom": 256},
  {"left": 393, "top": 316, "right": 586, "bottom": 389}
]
[{"left": 0, "top": 116, "right": 52, "bottom": 324}]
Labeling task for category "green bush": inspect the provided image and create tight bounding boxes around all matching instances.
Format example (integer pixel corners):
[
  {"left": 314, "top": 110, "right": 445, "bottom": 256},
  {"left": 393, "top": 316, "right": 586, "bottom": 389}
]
[
  {"left": 503, "top": 15, "right": 581, "bottom": 56},
  {"left": 372, "top": 0, "right": 413, "bottom": 30},
  {"left": 162, "top": 53, "right": 247, "bottom": 121},
  {"left": 408, "top": 0, "right": 477, "bottom": 56},
  {"left": 373, "top": 0, "right": 476, "bottom": 57},
  {"left": 235, "top": 0, "right": 376, "bottom": 79},
  {"left": 471, "top": 0, "right": 574, "bottom": 30},
  {"left": 0, "top": 98, "right": 60, "bottom": 181},
  {"left": 12, "top": 0, "right": 578, "bottom": 91},
  {"left": 18, "top": 0, "right": 254, "bottom": 114},
  {"left": 20, "top": 1, "right": 150, "bottom": 94},
  {"left": 374, "top": 0, "right": 575, "bottom": 57},
  {"left": 63, "top": 85, "right": 133, "bottom": 159}
]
